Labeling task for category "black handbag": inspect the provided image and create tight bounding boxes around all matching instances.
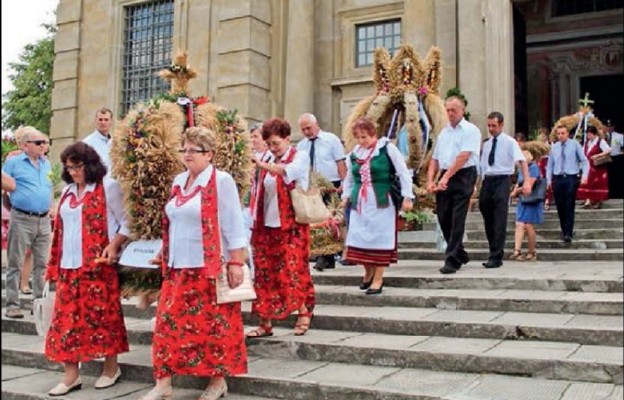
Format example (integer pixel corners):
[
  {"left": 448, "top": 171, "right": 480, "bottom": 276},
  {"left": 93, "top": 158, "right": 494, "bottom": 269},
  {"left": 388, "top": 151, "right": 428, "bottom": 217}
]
[
  {"left": 389, "top": 174, "right": 402, "bottom": 208},
  {"left": 519, "top": 178, "right": 547, "bottom": 204}
]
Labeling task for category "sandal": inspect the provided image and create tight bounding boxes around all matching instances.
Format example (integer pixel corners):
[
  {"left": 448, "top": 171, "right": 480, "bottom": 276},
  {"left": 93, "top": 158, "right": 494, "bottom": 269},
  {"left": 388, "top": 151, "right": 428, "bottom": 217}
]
[
  {"left": 508, "top": 249, "right": 522, "bottom": 260},
  {"left": 520, "top": 252, "right": 537, "bottom": 262},
  {"left": 294, "top": 311, "right": 313, "bottom": 336},
  {"left": 245, "top": 323, "right": 273, "bottom": 338}
]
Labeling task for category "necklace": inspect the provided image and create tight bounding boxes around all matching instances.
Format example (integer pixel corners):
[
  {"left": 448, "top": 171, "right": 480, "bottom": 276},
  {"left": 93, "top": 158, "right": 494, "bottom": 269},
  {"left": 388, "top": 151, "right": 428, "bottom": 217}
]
[
  {"left": 68, "top": 190, "right": 88, "bottom": 209},
  {"left": 174, "top": 185, "right": 202, "bottom": 207}
]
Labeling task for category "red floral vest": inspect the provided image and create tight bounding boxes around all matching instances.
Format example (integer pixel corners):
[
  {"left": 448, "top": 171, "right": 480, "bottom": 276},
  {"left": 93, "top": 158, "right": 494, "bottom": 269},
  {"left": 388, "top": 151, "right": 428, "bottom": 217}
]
[
  {"left": 46, "top": 182, "right": 110, "bottom": 281},
  {"left": 253, "top": 146, "right": 300, "bottom": 231},
  {"left": 161, "top": 166, "right": 222, "bottom": 278}
]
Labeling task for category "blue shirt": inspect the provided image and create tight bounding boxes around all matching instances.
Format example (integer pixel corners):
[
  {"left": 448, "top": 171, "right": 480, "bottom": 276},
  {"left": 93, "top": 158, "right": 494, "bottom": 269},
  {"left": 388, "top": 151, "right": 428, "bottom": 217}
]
[
  {"left": 2, "top": 153, "right": 53, "bottom": 213},
  {"left": 518, "top": 162, "right": 540, "bottom": 185},
  {"left": 546, "top": 139, "right": 589, "bottom": 184}
]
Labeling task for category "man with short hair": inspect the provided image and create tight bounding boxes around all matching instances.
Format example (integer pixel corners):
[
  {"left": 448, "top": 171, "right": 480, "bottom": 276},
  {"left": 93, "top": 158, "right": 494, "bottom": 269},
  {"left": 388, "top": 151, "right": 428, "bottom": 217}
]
[
  {"left": 479, "top": 112, "right": 531, "bottom": 269},
  {"left": 546, "top": 125, "right": 589, "bottom": 243},
  {"left": 2, "top": 127, "right": 54, "bottom": 318},
  {"left": 606, "top": 120, "right": 624, "bottom": 199},
  {"left": 427, "top": 97, "right": 481, "bottom": 274},
  {"left": 297, "top": 113, "right": 347, "bottom": 271},
  {"left": 83, "top": 107, "right": 113, "bottom": 170}
]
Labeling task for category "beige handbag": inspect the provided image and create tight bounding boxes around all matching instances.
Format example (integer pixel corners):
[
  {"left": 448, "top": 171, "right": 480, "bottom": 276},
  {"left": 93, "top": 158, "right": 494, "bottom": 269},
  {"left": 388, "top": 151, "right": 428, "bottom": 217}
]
[
  {"left": 593, "top": 153, "right": 612, "bottom": 166},
  {"left": 290, "top": 184, "right": 331, "bottom": 224},
  {"left": 215, "top": 262, "right": 256, "bottom": 304}
]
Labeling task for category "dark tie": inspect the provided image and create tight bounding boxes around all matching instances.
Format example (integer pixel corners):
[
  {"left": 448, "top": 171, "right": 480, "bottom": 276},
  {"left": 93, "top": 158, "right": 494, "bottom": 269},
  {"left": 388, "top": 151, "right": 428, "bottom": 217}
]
[
  {"left": 309, "top": 137, "right": 317, "bottom": 168},
  {"left": 488, "top": 137, "right": 497, "bottom": 166},
  {"left": 560, "top": 142, "right": 566, "bottom": 174}
]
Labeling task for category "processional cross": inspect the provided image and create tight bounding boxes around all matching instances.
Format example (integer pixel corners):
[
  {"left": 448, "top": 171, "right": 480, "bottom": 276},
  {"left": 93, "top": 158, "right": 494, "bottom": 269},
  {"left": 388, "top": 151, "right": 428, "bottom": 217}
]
[{"left": 578, "top": 92, "right": 594, "bottom": 108}]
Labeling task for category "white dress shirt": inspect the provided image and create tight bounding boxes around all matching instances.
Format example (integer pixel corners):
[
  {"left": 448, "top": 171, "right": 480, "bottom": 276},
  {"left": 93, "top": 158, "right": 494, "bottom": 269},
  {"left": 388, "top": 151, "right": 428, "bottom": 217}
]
[
  {"left": 261, "top": 146, "right": 310, "bottom": 228},
  {"left": 479, "top": 132, "right": 525, "bottom": 178},
  {"left": 59, "top": 177, "right": 129, "bottom": 269},
  {"left": 296, "top": 130, "right": 345, "bottom": 182},
  {"left": 165, "top": 165, "right": 248, "bottom": 268},
  {"left": 83, "top": 130, "right": 111, "bottom": 171},
  {"left": 432, "top": 119, "right": 481, "bottom": 170},
  {"left": 609, "top": 131, "right": 624, "bottom": 156}
]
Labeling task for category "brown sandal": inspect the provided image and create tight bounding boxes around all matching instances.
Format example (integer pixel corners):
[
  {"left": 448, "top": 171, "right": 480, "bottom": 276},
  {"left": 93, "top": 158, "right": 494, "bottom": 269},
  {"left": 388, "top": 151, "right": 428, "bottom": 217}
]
[
  {"left": 520, "top": 252, "right": 537, "bottom": 262},
  {"left": 246, "top": 323, "right": 273, "bottom": 338},
  {"left": 509, "top": 249, "right": 522, "bottom": 260},
  {"left": 294, "top": 311, "right": 313, "bottom": 336}
]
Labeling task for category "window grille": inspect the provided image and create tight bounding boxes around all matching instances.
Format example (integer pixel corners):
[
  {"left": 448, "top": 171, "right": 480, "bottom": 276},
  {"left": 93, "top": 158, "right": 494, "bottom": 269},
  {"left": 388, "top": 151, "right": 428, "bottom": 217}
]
[
  {"left": 355, "top": 19, "right": 401, "bottom": 67},
  {"left": 552, "top": 0, "right": 621, "bottom": 17},
  {"left": 120, "top": 0, "right": 174, "bottom": 115}
]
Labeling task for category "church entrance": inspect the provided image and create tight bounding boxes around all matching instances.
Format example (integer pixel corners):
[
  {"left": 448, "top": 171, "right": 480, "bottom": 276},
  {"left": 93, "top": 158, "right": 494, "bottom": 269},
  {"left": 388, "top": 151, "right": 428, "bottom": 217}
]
[{"left": 580, "top": 74, "right": 624, "bottom": 128}]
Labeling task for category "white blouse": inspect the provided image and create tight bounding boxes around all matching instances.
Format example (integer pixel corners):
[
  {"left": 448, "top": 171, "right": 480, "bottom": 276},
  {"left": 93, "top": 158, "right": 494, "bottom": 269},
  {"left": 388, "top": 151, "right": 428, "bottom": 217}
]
[
  {"left": 59, "top": 177, "right": 129, "bottom": 269},
  {"left": 165, "top": 165, "right": 247, "bottom": 268},
  {"left": 258, "top": 146, "right": 310, "bottom": 228}
]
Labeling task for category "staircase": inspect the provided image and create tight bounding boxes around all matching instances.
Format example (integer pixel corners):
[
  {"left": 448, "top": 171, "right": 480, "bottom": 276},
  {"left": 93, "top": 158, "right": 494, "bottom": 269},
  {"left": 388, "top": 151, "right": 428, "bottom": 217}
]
[{"left": 2, "top": 201, "right": 623, "bottom": 399}]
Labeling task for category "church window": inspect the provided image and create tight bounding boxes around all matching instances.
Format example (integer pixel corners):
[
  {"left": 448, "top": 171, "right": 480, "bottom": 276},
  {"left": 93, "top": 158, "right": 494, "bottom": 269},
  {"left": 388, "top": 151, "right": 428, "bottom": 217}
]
[
  {"left": 552, "top": 0, "right": 622, "bottom": 17},
  {"left": 120, "top": 0, "right": 174, "bottom": 115},
  {"left": 355, "top": 20, "right": 401, "bottom": 67}
]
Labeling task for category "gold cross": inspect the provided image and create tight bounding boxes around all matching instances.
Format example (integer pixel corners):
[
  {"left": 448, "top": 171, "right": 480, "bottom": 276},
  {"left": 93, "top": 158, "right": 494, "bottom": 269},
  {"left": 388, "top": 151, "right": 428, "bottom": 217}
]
[{"left": 578, "top": 92, "right": 594, "bottom": 108}]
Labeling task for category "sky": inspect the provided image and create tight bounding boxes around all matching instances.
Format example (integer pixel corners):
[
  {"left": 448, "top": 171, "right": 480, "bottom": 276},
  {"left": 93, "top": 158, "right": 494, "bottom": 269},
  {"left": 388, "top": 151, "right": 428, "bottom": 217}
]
[{"left": 1, "top": 0, "right": 58, "bottom": 97}]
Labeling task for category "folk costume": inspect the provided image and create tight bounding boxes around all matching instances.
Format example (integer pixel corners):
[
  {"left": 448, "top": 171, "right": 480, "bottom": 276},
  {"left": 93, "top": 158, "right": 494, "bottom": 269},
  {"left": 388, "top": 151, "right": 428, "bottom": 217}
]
[
  {"left": 577, "top": 137, "right": 610, "bottom": 202},
  {"left": 152, "top": 165, "right": 248, "bottom": 379},
  {"left": 45, "top": 177, "right": 129, "bottom": 363},
  {"left": 251, "top": 146, "right": 315, "bottom": 320},
  {"left": 342, "top": 138, "right": 413, "bottom": 265}
]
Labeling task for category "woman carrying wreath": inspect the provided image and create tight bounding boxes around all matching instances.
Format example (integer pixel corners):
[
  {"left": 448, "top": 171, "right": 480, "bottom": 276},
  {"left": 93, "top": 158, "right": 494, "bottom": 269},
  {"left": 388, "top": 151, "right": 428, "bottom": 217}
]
[
  {"left": 341, "top": 117, "right": 414, "bottom": 295},
  {"left": 138, "top": 127, "right": 248, "bottom": 400},
  {"left": 577, "top": 125, "right": 611, "bottom": 209},
  {"left": 45, "top": 142, "right": 129, "bottom": 396},
  {"left": 246, "top": 117, "right": 315, "bottom": 338}
]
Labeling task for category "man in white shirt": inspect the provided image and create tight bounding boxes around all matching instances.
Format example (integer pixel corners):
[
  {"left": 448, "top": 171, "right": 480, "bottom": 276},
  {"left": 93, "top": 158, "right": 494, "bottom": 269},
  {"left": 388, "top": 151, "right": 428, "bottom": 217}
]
[
  {"left": 83, "top": 107, "right": 113, "bottom": 171},
  {"left": 606, "top": 119, "right": 624, "bottom": 199},
  {"left": 479, "top": 112, "right": 530, "bottom": 269},
  {"left": 297, "top": 113, "right": 347, "bottom": 270},
  {"left": 426, "top": 96, "right": 481, "bottom": 274}
]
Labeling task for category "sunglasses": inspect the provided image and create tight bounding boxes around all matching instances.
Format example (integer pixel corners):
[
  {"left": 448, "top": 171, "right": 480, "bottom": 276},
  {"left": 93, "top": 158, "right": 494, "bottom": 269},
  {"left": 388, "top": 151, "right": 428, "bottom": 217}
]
[
  {"left": 28, "top": 140, "right": 49, "bottom": 146},
  {"left": 178, "top": 149, "right": 210, "bottom": 154}
]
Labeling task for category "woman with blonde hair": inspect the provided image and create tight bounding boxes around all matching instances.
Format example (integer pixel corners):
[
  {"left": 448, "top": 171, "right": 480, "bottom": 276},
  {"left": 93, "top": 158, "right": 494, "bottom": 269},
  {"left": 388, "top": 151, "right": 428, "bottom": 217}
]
[
  {"left": 510, "top": 150, "right": 544, "bottom": 261},
  {"left": 139, "top": 126, "right": 248, "bottom": 400}
]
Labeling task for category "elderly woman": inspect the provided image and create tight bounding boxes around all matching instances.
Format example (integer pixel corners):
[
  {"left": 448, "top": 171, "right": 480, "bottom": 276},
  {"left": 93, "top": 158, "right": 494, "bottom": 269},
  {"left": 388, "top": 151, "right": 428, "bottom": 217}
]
[
  {"left": 509, "top": 150, "right": 544, "bottom": 261},
  {"left": 138, "top": 127, "right": 248, "bottom": 400},
  {"left": 246, "top": 117, "right": 315, "bottom": 337},
  {"left": 577, "top": 125, "right": 611, "bottom": 209},
  {"left": 45, "top": 142, "right": 129, "bottom": 396},
  {"left": 341, "top": 117, "right": 414, "bottom": 294}
]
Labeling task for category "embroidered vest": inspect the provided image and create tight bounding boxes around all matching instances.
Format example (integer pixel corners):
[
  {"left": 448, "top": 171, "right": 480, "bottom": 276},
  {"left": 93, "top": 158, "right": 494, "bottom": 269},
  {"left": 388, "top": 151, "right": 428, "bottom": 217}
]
[
  {"left": 585, "top": 139, "right": 604, "bottom": 168},
  {"left": 46, "top": 182, "right": 110, "bottom": 281},
  {"left": 253, "top": 147, "right": 299, "bottom": 231},
  {"left": 350, "top": 145, "right": 393, "bottom": 208},
  {"left": 162, "top": 167, "right": 222, "bottom": 278}
]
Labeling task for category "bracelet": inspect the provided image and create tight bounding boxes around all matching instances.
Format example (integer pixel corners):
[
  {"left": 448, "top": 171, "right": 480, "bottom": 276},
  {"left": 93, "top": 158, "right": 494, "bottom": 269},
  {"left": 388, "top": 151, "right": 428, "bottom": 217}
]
[{"left": 226, "top": 260, "right": 244, "bottom": 267}]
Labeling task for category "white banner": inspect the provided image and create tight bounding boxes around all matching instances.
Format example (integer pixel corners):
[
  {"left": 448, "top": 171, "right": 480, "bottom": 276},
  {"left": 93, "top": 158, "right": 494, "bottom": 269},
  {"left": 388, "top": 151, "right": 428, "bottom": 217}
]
[{"left": 119, "top": 239, "right": 162, "bottom": 269}]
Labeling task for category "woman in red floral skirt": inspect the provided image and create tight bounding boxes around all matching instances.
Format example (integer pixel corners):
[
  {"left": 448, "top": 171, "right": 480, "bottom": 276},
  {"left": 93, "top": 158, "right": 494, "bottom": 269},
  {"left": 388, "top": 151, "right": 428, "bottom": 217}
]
[
  {"left": 246, "top": 117, "right": 315, "bottom": 338},
  {"left": 45, "top": 142, "right": 129, "bottom": 396},
  {"left": 138, "top": 127, "right": 248, "bottom": 400},
  {"left": 577, "top": 126, "right": 611, "bottom": 209}
]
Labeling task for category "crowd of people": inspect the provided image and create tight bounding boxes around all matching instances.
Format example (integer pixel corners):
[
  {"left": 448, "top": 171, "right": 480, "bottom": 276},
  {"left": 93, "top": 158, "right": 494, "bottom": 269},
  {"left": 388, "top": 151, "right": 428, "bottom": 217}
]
[{"left": 2, "top": 99, "right": 621, "bottom": 399}]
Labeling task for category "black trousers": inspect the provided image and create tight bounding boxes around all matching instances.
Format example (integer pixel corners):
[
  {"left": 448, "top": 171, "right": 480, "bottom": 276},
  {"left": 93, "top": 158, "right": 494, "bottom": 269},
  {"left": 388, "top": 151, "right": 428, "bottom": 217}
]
[
  {"left": 479, "top": 175, "right": 512, "bottom": 263},
  {"left": 607, "top": 155, "right": 624, "bottom": 199},
  {"left": 552, "top": 174, "right": 580, "bottom": 238},
  {"left": 436, "top": 166, "right": 477, "bottom": 268}
]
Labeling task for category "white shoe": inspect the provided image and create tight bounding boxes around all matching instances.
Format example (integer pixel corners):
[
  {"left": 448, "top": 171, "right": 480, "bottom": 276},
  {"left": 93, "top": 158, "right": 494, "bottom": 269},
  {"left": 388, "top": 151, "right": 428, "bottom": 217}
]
[
  {"left": 48, "top": 377, "right": 82, "bottom": 396},
  {"left": 138, "top": 385, "right": 173, "bottom": 400},
  {"left": 95, "top": 368, "right": 121, "bottom": 389},
  {"left": 199, "top": 382, "right": 228, "bottom": 400}
]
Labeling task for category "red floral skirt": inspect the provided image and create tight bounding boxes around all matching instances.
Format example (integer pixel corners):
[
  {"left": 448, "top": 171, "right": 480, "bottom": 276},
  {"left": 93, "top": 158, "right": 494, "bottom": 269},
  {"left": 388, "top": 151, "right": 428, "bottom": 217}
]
[
  {"left": 151, "top": 268, "right": 247, "bottom": 379},
  {"left": 577, "top": 165, "right": 609, "bottom": 201},
  {"left": 45, "top": 266, "right": 129, "bottom": 363},
  {"left": 251, "top": 225, "right": 314, "bottom": 320}
]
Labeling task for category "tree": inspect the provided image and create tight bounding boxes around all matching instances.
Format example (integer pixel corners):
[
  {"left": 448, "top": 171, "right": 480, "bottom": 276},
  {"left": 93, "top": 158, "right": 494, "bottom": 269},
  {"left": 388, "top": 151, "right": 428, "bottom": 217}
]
[{"left": 2, "top": 24, "right": 56, "bottom": 134}]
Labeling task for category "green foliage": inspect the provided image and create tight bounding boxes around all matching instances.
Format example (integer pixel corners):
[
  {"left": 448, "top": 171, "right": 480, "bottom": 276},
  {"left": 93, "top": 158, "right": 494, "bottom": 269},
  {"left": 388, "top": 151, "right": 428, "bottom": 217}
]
[
  {"left": 401, "top": 209, "right": 433, "bottom": 225},
  {"left": 216, "top": 109, "right": 239, "bottom": 126},
  {"left": 48, "top": 162, "right": 64, "bottom": 198},
  {"left": 445, "top": 87, "right": 471, "bottom": 121},
  {"left": 2, "top": 24, "right": 56, "bottom": 134},
  {"left": 1, "top": 137, "right": 19, "bottom": 162}
]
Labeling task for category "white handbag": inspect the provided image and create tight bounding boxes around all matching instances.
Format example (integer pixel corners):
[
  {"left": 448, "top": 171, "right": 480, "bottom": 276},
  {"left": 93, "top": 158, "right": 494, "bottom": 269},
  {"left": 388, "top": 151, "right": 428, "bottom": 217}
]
[
  {"left": 215, "top": 262, "right": 257, "bottom": 304},
  {"left": 33, "top": 282, "right": 56, "bottom": 337}
]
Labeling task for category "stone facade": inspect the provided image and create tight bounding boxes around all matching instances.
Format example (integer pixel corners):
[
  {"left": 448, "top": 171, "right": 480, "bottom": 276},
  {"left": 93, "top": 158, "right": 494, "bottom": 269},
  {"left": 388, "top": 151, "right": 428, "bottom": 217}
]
[{"left": 49, "top": 0, "right": 622, "bottom": 160}]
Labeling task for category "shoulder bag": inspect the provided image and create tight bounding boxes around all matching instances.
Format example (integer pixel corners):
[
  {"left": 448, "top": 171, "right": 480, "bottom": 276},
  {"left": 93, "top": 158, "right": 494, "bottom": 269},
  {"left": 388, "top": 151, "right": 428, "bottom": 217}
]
[
  {"left": 519, "top": 178, "right": 547, "bottom": 204},
  {"left": 290, "top": 169, "right": 331, "bottom": 224},
  {"left": 593, "top": 153, "right": 612, "bottom": 166},
  {"left": 216, "top": 262, "right": 257, "bottom": 304},
  {"left": 33, "top": 281, "right": 56, "bottom": 336}
]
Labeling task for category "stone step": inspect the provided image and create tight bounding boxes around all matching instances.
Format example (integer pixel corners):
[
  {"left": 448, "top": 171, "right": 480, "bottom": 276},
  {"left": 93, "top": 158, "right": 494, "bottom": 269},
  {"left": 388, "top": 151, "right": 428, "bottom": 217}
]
[
  {"left": 2, "top": 334, "right": 622, "bottom": 399},
  {"left": 1, "top": 365, "right": 272, "bottom": 400},
  {"left": 425, "top": 219, "right": 623, "bottom": 231},
  {"left": 465, "top": 228, "right": 623, "bottom": 241},
  {"left": 398, "top": 248, "right": 624, "bottom": 262},
  {"left": 4, "top": 302, "right": 622, "bottom": 347},
  {"left": 399, "top": 239, "right": 624, "bottom": 249},
  {"left": 313, "top": 285, "right": 623, "bottom": 315},
  {"left": 464, "top": 208, "right": 624, "bottom": 221}
]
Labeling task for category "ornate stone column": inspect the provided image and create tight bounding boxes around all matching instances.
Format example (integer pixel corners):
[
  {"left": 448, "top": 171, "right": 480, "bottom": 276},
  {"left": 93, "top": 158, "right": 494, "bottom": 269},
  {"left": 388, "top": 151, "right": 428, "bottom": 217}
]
[{"left": 284, "top": 0, "right": 314, "bottom": 140}]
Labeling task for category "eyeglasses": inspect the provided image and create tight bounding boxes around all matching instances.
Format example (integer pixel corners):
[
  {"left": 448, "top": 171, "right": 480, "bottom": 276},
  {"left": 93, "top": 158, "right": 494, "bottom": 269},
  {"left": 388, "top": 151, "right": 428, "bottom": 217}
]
[
  {"left": 63, "top": 163, "right": 84, "bottom": 171},
  {"left": 178, "top": 148, "right": 210, "bottom": 154},
  {"left": 28, "top": 140, "right": 49, "bottom": 146}
]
